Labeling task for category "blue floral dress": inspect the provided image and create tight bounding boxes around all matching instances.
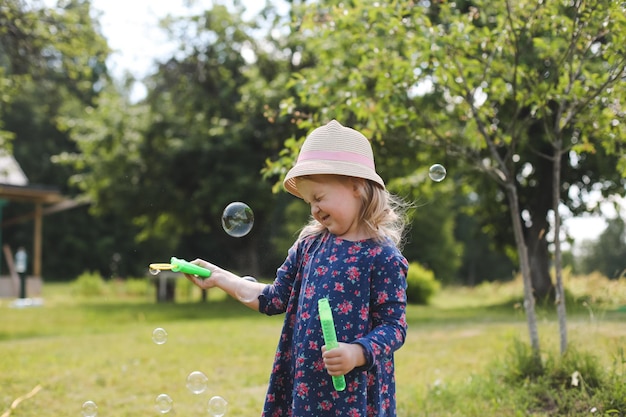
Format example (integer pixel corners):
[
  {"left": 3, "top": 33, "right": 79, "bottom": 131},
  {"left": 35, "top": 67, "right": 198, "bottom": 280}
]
[{"left": 258, "top": 231, "right": 408, "bottom": 417}]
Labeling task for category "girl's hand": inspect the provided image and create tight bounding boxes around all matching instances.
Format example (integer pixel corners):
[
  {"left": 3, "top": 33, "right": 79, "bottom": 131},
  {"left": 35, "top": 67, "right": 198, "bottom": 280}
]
[
  {"left": 183, "top": 258, "right": 218, "bottom": 290},
  {"left": 321, "top": 343, "right": 366, "bottom": 376}
]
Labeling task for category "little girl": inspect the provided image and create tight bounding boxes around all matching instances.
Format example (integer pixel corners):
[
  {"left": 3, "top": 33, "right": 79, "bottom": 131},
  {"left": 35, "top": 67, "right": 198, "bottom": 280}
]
[{"left": 185, "top": 120, "right": 409, "bottom": 417}]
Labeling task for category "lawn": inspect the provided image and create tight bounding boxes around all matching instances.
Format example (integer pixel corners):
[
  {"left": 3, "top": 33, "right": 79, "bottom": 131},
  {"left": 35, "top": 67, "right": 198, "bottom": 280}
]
[{"left": 1, "top": 276, "right": 624, "bottom": 417}]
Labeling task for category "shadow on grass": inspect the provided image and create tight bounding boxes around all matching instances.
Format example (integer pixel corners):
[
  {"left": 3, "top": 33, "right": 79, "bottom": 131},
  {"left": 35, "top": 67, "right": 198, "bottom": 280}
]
[
  {"left": 406, "top": 295, "right": 626, "bottom": 327},
  {"left": 0, "top": 297, "right": 263, "bottom": 342},
  {"left": 3, "top": 293, "right": 623, "bottom": 342}
]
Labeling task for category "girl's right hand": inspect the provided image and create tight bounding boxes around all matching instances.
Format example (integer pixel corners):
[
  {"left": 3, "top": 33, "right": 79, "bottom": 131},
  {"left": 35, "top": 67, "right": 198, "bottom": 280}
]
[{"left": 183, "top": 258, "right": 218, "bottom": 289}]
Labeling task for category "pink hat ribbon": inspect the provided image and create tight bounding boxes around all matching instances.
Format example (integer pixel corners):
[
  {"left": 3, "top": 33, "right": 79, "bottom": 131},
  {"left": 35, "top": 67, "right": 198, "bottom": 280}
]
[{"left": 297, "top": 150, "right": 375, "bottom": 169}]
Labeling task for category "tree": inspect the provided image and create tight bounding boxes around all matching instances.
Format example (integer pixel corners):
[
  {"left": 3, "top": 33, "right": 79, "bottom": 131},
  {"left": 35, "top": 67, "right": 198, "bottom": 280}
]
[
  {"left": 0, "top": 0, "right": 127, "bottom": 280},
  {"left": 579, "top": 215, "right": 626, "bottom": 278},
  {"left": 58, "top": 4, "right": 301, "bottom": 276},
  {"left": 267, "top": 0, "right": 626, "bottom": 357}
]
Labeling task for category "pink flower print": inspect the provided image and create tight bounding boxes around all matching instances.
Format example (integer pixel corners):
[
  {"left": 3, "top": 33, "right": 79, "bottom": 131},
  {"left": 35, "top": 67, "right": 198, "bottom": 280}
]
[
  {"left": 360, "top": 306, "right": 369, "bottom": 321},
  {"left": 376, "top": 291, "right": 389, "bottom": 304},
  {"left": 304, "top": 285, "right": 316, "bottom": 299},
  {"left": 315, "top": 265, "right": 328, "bottom": 276},
  {"left": 368, "top": 246, "right": 382, "bottom": 257},
  {"left": 345, "top": 255, "right": 358, "bottom": 263},
  {"left": 334, "top": 282, "right": 345, "bottom": 292},
  {"left": 347, "top": 407, "right": 362, "bottom": 417},
  {"left": 382, "top": 397, "right": 391, "bottom": 410},
  {"left": 296, "top": 355, "right": 306, "bottom": 368},
  {"left": 308, "top": 340, "right": 319, "bottom": 350},
  {"left": 313, "top": 357, "right": 325, "bottom": 371},
  {"left": 318, "top": 400, "right": 333, "bottom": 411},
  {"left": 372, "top": 344, "right": 382, "bottom": 356},
  {"left": 346, "top": 266, "right": 360, "bottom": 282},
  {"left": 327, "top": 254, "right": 338, "bottom": 263},
  {"left": 338, "top": 300, "right": 353, "bottom": 314},
  {"left": 295, "top": 382, "right": 309, "bottom": 398},
  {"left": 348, "top": 244, "right": 361, "bottom": 254},
  {"left": 347, "top": 380, "right": 359, "bottom": 392}
]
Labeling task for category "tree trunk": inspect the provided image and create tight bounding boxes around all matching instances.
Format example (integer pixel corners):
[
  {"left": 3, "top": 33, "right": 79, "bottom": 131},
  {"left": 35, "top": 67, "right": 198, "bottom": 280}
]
[
  {"left": 505, "top": 183, "right": 541, "bottom": 357},
  {"left": 527, "top": 228, "right": 555, "bottom": 302},
  {"left": 525, "top": 142, "right": 556, "bottom": 301},
  {"left": 552, "top": 139, "right": 567, "bottom": 355}
]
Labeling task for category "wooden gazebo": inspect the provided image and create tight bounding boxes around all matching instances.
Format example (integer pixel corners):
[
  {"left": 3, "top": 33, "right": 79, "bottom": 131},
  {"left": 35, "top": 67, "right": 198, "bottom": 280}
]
[
  {"left": 0, "top": 183, "right": 69, "bottom": 277},
  {"left": 0, "top": 152, "right": 81, "bottom": 292}
]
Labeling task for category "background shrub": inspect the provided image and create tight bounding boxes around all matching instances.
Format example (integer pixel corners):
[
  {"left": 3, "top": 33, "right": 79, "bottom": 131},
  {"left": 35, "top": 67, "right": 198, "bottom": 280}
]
[
  {"left": 70, "top": 270, "right": 107, "bottom": 296},
  {"left": 405, "top": 262, "right": 440, "bottom": 305}
]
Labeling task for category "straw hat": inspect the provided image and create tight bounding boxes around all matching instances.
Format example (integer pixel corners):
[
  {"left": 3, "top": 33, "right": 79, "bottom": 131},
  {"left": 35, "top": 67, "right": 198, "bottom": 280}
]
[{"left": 283, "top": 120, "right": 385, "bottom": 198}]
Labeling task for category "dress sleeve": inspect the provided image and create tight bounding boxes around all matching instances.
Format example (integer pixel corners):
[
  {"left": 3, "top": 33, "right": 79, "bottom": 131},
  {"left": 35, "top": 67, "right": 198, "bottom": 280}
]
[
  {"left": 352, "top": 248, "right": 409, "bottom": 369},
  {"left": 257, "top": 240, "right": 301, "bottom": 316}
]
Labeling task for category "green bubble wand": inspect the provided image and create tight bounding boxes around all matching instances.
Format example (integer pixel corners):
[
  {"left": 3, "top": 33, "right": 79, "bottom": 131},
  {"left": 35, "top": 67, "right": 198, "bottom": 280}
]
[
  {"left": 149, "top": 257, "right": 212, "bottom": 278},
  {"left": 318, "top": 298, "right": 346, "bottom": 392}
]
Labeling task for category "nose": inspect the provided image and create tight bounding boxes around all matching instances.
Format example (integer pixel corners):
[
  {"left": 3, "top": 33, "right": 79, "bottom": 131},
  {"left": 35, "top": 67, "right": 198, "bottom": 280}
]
[{"left": 310, "top": 203, "right": 320, "bottom": 216}]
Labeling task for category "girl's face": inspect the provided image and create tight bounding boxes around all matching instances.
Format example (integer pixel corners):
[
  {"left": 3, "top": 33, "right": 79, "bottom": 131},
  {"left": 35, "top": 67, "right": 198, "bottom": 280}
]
[{"left": 296, "top": 175, "right": 367, "bottom": 241}]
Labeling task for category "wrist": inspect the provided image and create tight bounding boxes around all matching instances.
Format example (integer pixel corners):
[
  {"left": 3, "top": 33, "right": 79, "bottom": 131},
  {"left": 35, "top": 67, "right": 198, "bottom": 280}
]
[{"left": 351, "top": 343, "right": 367, "bottom": 368}]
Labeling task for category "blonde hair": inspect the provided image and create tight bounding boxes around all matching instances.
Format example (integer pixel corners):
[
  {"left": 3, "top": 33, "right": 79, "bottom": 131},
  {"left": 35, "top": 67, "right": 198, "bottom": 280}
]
[{"left": 297, "top": 177, "right": 410, "bottom": 249}]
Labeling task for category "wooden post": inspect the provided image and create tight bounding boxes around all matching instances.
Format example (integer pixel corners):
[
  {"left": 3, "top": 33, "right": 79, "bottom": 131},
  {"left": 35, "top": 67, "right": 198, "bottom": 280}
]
[{"left": 33, "top": 203, "right": 42, "bottom": 277}]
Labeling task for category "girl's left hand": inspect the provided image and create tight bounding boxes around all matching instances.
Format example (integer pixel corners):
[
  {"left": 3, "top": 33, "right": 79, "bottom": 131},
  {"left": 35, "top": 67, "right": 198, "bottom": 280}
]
[{"left": 321, "top": 343, "right": 366, "bottom": 376}]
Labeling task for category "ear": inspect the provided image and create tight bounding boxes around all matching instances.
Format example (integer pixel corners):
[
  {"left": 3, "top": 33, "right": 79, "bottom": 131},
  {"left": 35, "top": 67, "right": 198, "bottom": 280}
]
[{"left": 350, "top": 177, "right": 365, "bottom": 196}]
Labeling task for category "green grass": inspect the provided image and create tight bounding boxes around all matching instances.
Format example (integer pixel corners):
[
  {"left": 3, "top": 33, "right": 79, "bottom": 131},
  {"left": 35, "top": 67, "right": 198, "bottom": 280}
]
[{"left": 1, "top": 277, "right": 625, "bottom": 417}]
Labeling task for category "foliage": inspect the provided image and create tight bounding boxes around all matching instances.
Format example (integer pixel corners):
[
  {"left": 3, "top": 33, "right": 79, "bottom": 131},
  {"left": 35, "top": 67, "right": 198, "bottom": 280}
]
[
  {"left": 55, "top": 4, "right": 301, "bottom": 277},
  {"left": 0, "top": 0, "right": 109, "bottom": 149},
  {"left": 495, "top": 339, "right": 625, "bottom": 416},
  {"left": 269, "top": 0, "right": 626, "bottom": 355},
  {"left": 577, "top": 216, "right": 626, "bottom": 279},
  {"left": 405, "top": 261, "right": 440, "bottom": 305},
  {"left": 70, "top": 270, "right": 106, "bottom": 296}
]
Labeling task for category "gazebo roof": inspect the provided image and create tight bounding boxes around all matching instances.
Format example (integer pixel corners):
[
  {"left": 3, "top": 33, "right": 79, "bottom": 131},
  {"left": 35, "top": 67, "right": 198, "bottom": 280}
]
[
  {"left": 0, "top": 151, "right": 64, "bottom": 204},
  {"left": 0, "top": 183, "right": 64, "bottom": 204}
]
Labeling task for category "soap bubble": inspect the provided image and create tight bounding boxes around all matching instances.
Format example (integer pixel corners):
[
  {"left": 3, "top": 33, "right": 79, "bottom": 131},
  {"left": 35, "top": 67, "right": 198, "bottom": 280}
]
[
  {"left": 186, "top": 371, "right": 209, "bottom": 394},
  {"left": 149, "top": 267, "right": 160, "bottom": 275},
  {"left": 155, "top": 393, "right": 173, "bottom": 414},
  {"left": 429, "top": 164, "right": 447, "bottom": 182},
  {"left": 81, "top": 400, "right": 98, "bottom": 417},
  {"left": 221, "top": 202, "right": 254, "bottom": 237},
  {"left": 207, "top": 396, "right": 228, "bottom": 417},
  {"left": 235, "top": 276, "right": 259, "bottom": 303},
  {"left": 152, "top": 327, "right": 168, "bottom": 345}
]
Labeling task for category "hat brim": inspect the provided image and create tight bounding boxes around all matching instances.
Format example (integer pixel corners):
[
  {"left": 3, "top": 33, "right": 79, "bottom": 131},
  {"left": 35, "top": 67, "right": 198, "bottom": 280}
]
[{"left": 283, "top": 160, "right": 385, "bottom": 198}]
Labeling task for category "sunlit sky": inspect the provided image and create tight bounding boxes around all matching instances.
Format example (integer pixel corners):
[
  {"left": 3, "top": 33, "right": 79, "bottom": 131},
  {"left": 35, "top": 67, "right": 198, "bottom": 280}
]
[
  {"left": 38, "top": 0, "right": 624, "bottom": 245},
  {"left": 89, "top": 0, "right": 283, "bottom": 99}
]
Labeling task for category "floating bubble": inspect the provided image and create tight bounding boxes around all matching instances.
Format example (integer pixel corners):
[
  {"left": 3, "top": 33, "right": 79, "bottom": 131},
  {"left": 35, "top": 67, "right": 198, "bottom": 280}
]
[
  {"left": 221, "top": 202, "right": 254, "bottom": 237},
  {"left": 81, "top": 400, "right": 98, "bottom": 417},
  {"left": 186, "top": 371, "right": 209, "bottom": 395},
  {"left": 155, "top": 393, "right": 173, "bottom": 414},
  {"left": 429, "top": 164, "right": 447, "bottom": 182},
  {"left": 207, "top": 396, "right": 228, "bottom": 417},
  {"left": 152, "top": 327, "right": 168, "bottom": 345},
  {"left": 149, "top": 267, "right": 161, "bottom": 275},
  {"left": 235, "top": 276, "right": 259, "bottom": 303}
]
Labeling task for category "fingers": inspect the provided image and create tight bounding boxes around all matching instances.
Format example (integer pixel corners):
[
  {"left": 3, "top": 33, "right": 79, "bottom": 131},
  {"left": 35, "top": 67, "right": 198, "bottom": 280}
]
[
  {"left": 191, "top": 258, "right": 212, "bottom": 269},
  {"left": 321, "top": 344, "right": 353, "bottom": 376}
]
